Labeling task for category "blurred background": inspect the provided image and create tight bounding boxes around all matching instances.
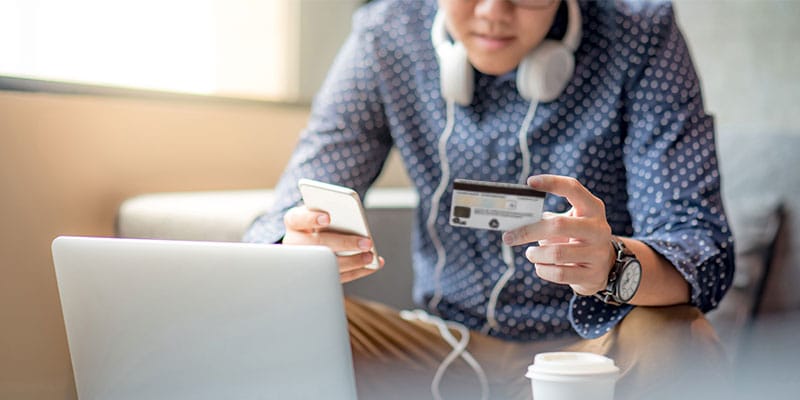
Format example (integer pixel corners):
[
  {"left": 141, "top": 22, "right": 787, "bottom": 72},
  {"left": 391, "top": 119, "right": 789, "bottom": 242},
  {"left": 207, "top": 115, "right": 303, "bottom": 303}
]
[{"left": 1, "top": 0, "right": 798, "bottom": 399}]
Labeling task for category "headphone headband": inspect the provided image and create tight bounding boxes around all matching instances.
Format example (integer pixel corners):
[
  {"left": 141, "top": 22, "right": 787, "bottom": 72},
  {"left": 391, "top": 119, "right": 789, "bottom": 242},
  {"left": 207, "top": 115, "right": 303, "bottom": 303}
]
[
  {"left": 563, "top": 0, "right": 582, "bottom": 52},
  {"left": 431, "top": 11, "right": 448, "bottom": 53}
]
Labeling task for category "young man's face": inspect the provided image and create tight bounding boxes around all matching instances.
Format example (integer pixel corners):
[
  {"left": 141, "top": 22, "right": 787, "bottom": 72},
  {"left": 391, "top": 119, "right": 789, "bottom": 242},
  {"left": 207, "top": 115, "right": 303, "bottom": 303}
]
[{"left": 439, "top": 0, "right": 560, "bottom": 76}]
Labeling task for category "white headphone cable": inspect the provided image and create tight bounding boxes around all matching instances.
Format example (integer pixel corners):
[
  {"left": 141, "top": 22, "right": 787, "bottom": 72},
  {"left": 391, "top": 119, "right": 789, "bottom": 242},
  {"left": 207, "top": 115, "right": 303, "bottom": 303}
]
[
  {"left": 421, "top": 100, "right": 490, "bottom": 400},
  {"left": 516, "top": 100, "right": 537, "bottom": 184},
  {"left": 400, "top": 309, "right": 490, "bottom": 400},
  {"left": 482, "top": 99, "right": 538, "bottom": 334},
  {"left": 427, "top": 100, "right": 456, "bottom": 312}
]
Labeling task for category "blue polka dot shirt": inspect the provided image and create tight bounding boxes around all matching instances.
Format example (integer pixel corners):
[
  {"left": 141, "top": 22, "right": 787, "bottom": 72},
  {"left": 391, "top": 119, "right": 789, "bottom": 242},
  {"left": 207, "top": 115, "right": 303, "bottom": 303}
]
[{"left": 244, "top": 0, "right": 735, "bottom": 340}]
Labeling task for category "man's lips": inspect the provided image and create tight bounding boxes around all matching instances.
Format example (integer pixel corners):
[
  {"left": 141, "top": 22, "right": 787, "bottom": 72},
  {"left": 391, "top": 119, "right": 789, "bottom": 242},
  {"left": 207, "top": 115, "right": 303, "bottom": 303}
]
[{"left": 471, "top": 33, "right": 515, "bottom": 51}]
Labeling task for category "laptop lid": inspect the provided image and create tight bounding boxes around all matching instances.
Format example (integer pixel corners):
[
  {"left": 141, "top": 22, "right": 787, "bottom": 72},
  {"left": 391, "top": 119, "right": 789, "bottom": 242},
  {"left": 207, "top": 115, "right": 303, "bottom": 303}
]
[{"left": 52, "top": 236, "right": 357, "bottom": 400}]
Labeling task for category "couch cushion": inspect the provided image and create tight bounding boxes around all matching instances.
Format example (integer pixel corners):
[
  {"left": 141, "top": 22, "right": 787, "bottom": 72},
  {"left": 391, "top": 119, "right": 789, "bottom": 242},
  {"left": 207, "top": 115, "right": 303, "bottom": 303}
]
[
  {"left": 717, "top": 132, "right": 800, "bottom": 313},
  {"left": 707, "top": 194, "right": 783, "bottom": 356},
  {"left": 117, "top": 188, "right": 420, "bottom": 309},
  {"left": 117, "top": 190, "right": 274, "bottom": 242}
]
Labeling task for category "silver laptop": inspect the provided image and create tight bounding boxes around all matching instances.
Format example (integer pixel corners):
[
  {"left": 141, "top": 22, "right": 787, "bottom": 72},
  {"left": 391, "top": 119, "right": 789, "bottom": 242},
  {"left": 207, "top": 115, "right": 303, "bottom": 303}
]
[{"left": 52, "top": 236, "right": 357, "bottom": 400}]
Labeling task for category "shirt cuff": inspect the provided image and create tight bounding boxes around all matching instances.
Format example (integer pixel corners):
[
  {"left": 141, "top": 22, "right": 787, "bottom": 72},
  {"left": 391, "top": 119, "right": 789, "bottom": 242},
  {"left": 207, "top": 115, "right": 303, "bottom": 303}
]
[
  {"left": 637, "top": 232, "right": 719, "bottom": 310},
  {"left": 242, "top": 213, "right": 286, "bottom": 244},
  {"left": 569, "top": 294, "right": 633, "bottom": 339}
]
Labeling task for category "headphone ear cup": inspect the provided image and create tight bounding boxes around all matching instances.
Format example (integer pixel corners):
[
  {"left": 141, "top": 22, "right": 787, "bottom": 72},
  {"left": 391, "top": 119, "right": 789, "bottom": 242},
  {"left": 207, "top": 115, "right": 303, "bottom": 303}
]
[
  {"left": 516, "top": 40, "right": 574, "bottom": 102},
  {"left": 438, "top": 41, "right": 474, "bottom": 106}
]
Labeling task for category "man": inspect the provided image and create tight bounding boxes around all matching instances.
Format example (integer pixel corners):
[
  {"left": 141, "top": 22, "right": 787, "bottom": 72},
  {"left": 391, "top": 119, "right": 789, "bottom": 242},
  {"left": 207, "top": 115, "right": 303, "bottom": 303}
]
[{"left": 245, "top": 0, "right": 734, "bottom": 399}]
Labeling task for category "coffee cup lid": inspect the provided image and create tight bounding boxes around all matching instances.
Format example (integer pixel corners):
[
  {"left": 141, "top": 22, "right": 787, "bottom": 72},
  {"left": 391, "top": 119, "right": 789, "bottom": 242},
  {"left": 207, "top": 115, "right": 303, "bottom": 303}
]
[{"left": 526, "top": 352, "right": 619, "bottom": 377}]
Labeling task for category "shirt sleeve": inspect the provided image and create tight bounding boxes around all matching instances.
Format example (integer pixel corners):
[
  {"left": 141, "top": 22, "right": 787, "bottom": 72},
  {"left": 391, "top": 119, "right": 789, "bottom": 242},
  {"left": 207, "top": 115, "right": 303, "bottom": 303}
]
[
  {"left": 243, "top": 8, "right": 393, "bottom": 244},
  {"left": 570, "top": 3, "right": 735, "bottom": 338}
]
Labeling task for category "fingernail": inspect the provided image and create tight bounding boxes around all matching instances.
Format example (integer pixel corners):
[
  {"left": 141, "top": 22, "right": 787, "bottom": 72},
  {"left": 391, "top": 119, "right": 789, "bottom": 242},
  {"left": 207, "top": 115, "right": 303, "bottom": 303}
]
[
  {"left": 528, "top": 176, "right": 542, "bottom": 187},
  {"left": 358, "top": 238, "right": 372, "bottom": 250},
  {"left": 362, "top": 252, "right": 374, "bottom": 262},
  {"left": 317, "top": 215, "right": 330, "bottom": 226},
  {"left": 502, "top": 232, "right": 515, "bottom": 245}
]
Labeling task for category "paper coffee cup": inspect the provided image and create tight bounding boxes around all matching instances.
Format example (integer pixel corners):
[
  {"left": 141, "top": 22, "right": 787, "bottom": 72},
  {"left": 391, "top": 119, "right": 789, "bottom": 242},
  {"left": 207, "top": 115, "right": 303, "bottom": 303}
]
[{"left": 526, "top": 352, "right": 619, "bottom": 400}]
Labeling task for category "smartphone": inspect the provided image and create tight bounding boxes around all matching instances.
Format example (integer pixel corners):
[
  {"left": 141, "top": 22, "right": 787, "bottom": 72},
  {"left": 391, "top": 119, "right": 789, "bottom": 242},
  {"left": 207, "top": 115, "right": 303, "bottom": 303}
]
[{"left": 297, "top": 178, "right": 380, "bottom": 269}]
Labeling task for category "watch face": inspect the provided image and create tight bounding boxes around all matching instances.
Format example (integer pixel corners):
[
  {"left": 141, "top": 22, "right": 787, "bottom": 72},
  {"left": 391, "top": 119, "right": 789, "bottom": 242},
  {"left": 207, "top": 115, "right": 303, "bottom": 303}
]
[{"left": 618, "top": 260, "right": 642, "bottom": 302}]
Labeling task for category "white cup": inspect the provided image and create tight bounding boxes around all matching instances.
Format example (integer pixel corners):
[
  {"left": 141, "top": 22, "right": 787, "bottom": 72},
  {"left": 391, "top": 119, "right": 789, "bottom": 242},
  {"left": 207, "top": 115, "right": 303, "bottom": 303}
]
[{"left": 525, "top": 352, "right": 619, "bottom": 400}]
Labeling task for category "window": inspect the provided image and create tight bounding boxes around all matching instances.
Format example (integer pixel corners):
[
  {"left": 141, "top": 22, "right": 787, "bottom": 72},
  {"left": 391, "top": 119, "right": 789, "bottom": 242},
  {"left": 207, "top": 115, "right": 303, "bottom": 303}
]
[{"left": 0, "top": 0, "right": 361, "bottom": 102}]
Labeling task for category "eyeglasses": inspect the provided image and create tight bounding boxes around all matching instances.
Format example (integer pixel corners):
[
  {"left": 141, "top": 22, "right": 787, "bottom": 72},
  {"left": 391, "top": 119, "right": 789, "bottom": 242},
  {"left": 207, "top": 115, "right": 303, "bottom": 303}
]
[
  {"left": 460, "top": 0, "right": 559, "bottom": 11},
  {"left": 507, "top": 0, "right": 558, "bottom": 10}
]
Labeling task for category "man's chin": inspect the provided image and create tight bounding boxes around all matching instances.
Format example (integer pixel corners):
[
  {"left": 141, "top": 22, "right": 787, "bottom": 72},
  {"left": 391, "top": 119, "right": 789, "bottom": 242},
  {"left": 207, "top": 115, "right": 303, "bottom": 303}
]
[
  {"left": 473, "top": 64, "right": 516, "bottom": 77},
  {"left": 469, "top": 57, "right": 519, "bottom": 77}
]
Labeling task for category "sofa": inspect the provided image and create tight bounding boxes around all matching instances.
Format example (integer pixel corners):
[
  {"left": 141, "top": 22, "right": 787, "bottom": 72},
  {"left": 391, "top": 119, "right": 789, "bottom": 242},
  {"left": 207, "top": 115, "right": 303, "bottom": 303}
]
[
  {"left": 117, "top": 187, "right": 419, "bottom": 310},
  {"left": 116, "top": 132, "right": 800, "bottom": 364}
]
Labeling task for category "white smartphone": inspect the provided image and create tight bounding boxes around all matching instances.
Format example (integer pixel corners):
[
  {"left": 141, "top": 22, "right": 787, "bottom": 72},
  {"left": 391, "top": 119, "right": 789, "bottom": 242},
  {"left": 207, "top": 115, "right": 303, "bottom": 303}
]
[{"left": 297, "top": 178, "right": 380, "bottom": 269}]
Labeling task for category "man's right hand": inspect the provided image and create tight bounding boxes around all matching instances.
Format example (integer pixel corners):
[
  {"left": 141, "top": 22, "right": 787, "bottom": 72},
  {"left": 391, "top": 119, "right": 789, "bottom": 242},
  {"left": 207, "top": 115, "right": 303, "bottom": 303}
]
[{"left": 282, "top": 206, "right": 384, "bottom": 283}]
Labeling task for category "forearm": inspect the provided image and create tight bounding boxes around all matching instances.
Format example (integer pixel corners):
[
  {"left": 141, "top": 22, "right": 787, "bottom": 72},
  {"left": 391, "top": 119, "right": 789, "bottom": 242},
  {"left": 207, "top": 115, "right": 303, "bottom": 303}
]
[{"left": 621, "top": 237, "right": 690, "bottom": 306}]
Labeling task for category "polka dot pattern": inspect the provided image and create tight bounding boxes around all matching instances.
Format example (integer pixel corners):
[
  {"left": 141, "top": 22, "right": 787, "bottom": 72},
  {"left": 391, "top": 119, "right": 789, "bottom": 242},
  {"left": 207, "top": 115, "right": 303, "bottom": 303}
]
[{"left": 244, "top": 0, "right": 734, "bottom": 340}]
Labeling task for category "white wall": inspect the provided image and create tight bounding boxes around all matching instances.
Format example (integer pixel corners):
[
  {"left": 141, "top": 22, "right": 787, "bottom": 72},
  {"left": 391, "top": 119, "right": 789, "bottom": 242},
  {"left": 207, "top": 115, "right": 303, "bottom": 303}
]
[{"left": 674, "top": 0, "right": 800, "bottom": 136}]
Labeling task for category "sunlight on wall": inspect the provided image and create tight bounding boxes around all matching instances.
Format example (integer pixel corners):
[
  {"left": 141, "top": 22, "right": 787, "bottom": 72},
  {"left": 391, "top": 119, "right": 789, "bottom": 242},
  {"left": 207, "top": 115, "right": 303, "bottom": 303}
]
[
  {"left": 213, "top": 0, "right": 293, "bottom": 100},
  {"left": 0, "top": 0, "right": 294, "bottom": 99}
]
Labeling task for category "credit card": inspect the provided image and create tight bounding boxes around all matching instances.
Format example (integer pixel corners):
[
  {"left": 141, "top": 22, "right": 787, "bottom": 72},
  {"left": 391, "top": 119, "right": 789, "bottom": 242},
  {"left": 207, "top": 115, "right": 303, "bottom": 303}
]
[{"left": 449, "top": 179, "right": 546, "bottom": 231}]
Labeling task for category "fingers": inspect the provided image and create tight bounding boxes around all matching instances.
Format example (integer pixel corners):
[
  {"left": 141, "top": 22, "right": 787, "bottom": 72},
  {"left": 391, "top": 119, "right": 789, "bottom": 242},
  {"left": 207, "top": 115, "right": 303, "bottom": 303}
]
[
  {"left": 535, "top": 213, "right": 570, "bottom": 245},
  {"left": 507, "top": 176, "right": 615, "bottom": 295},
  {"left": 284, "top": 206, "right": 374, "bottom": 252},
  {"left": 339, "top": 256, "right": 385, "bottom": 283},
  {"left": 286, "top": 229, "right": 377, "bottom": 271},
  {"left": 290, "top": 230, "right": 373, "bottom": 254},
  {"left": 338, "top": 252, "right": 379, "bottom": 272},
  {"left": 284, "top": 206, "right": 330, "bottom": 232},
  {"left": 533, "top": 263, "right": 607, "bottom": 296},
  {"left": 283, "top": 206, "right": 384, "bottom": 283},
  {"left": 532, "top": 263, "right": 582, "bottom": 285},
  {"left": 525, "top": 241, "right": 614, "bottom": 295},
  {"left": 527, "top": 175, "right": 604, "bottom": 217},
  {"left": 524, "top": 242, "right": 607, "bottom": 266},
  {"left": 340, "top": 268, "right": 375, "bottom": 283},
  {"left": 502, "top": 214, "right": 588, "bottom": 246}
]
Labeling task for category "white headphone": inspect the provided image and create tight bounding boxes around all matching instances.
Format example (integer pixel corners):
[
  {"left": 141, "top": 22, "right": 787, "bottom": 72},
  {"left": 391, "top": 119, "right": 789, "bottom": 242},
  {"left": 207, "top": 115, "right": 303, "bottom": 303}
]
[{"left": 431, "top": 0, "right": 582, "bottom": 106}]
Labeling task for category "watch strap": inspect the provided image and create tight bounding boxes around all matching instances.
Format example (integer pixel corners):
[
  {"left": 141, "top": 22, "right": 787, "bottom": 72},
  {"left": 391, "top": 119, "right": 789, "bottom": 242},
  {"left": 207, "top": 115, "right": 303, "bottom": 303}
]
[{"left": 595, "top": 239, "right": 634, "bottom": 305}]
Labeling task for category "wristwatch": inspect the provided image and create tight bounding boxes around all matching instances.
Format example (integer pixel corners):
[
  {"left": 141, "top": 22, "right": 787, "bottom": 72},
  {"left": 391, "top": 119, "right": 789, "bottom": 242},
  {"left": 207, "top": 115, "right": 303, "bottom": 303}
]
[{"left": 595, "top": 239, "right": 642, "bottom": 305}]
